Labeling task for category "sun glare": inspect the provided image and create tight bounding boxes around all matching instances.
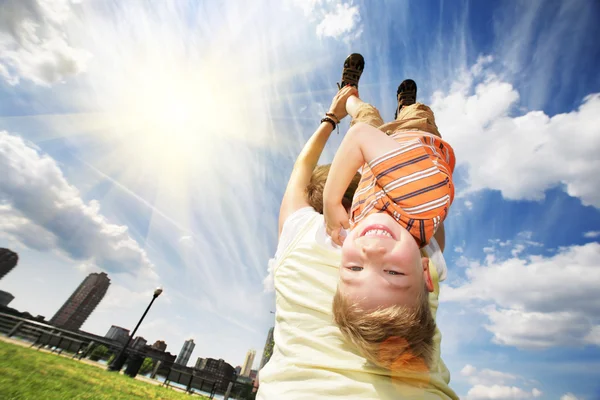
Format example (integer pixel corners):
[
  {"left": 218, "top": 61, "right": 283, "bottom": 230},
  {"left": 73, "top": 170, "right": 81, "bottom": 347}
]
[{"left": 100, "top": 60, "right": 254, "bottom": 181}]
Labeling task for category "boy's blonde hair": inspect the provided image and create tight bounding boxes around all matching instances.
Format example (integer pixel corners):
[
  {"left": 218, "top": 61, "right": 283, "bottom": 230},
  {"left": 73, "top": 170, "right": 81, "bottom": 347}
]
[{"left": 332, "top": 256, "right": 436, "bottom": 370}]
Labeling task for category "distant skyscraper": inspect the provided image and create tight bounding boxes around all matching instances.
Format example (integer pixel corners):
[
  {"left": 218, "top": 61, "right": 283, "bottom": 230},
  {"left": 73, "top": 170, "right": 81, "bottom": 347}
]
[
  {"left": 241, "top": 349, "right": 256, "bottom": 377},
  {"left": 0, "top": 248, "right": 18, "bottom": 280},
  {"left": 0, "top": 290, "right": 14, "bottom": 307},
  {"left": 132, "top": 336, "right": 147, "bottom": 350},
  {"left": 50, "top": 272, "right": 110, "bottom": 331},
  {"left": 152, "top": 340, "right": 167, "bottom": 352},
  {"left": 175, "top": 338, "right": 195, "bottom": 366},
  {"left": 105, "top": 325, "right": 130, "bottom": 345},
  {"left": 259, "top": 327, "right": 274, "bottom": 369}
]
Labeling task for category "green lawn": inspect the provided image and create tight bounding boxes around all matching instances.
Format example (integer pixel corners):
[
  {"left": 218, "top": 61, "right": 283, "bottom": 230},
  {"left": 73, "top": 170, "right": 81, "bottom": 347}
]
[{"left": 0, "top": 340, "right": 207, "bottom": 400}]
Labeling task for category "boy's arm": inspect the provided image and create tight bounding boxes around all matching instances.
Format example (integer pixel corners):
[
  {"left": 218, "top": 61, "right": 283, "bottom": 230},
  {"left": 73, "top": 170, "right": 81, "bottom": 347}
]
[
  {"left": 279, "top": 86, "right": 358, "bottom": 236},
  {"left": 433, "top": 222, "right": 445, "bottom": 253},
  {"left": 324, "top": 122, "right": 404, "bottom": 244}
]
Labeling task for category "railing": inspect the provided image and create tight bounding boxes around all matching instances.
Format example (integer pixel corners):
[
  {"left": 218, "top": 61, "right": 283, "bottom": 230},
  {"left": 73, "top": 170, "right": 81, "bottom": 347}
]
[{"left": 0, "top": 312, "right": 257, "bottom": 399}]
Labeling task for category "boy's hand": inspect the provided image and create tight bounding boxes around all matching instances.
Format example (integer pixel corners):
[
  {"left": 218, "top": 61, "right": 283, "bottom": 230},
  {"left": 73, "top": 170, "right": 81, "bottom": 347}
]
[
  {"left": 324, "top": 201, "right": 350, "bottom": 246},
  {"left": 328, "top": 86, "right": 358, "bottom": 122}
]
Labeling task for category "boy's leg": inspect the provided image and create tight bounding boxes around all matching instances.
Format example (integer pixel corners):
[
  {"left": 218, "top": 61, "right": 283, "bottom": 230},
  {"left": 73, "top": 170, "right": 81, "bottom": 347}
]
[
  {"left": 337, "top": 53, "right": 385, "bottom": 130},
  {"left": 346, "top": 95, "right": 385, "bottom": 129},
  {"left": 396, "top": 103, "right": 441, "bottom": 137},
  {"left": 394, "top": 80, "right": 441, "bottom": 137}
]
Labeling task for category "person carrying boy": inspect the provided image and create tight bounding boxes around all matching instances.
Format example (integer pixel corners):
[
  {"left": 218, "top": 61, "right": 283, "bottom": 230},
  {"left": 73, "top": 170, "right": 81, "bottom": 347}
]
[{"left": 323, "top": 53, "right": 456, "bottom": 371}]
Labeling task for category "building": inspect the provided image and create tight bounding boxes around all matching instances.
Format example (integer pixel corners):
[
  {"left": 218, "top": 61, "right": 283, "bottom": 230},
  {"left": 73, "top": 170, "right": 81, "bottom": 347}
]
[
  {"left": 235, "top": 365, "right": 242, "bottom": 375},
  {"left": 259, "top": 327, "right": 274, "bottom": 369},
  {"left": 105, "top": 325, "right": 130, "bottom": 345},
  {"left": 249, "top": 369, "right": 258, "bottom": 380},
  {"left": 194, "top": 357, "right": 236, "bottom": 392},
  {"left": 0, "top": 290, "right": 14, "bottom": 307},
  {"left": 152, "top": 340, "right": 167, "bottom": 352},
  {"left": 0, "top": 248, "right": 18, "bottom": 280},
  {"left": 175, "top": 338, "right": 195, "bottom": 366},
  {"left": 195, "top": 357, "right": 207, "bottom": 370},
  {"left": 241, "top": 349, "right": 256, "bottom": 377},
  {"left": 132, "top": 336, "right": 147, "bottom": 350},
  {"left": 50, "top": 272, "right": 111, "bottom": 331}
]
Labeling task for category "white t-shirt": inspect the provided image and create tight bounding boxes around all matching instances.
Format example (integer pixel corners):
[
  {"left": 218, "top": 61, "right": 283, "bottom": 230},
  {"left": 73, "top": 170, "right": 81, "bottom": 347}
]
[{"left": 258, "top": 207, "right": 457, "bottom": 400}]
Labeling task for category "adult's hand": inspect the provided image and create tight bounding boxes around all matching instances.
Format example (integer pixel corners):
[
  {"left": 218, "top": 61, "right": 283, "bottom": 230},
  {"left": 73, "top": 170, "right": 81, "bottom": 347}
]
[{"left": 328, "top": 86, "right": 358, "bottom": 122}]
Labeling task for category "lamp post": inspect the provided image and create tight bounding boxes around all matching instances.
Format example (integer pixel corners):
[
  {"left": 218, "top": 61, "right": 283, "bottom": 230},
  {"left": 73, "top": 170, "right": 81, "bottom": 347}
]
[{"left": 107, "top": 287, "right": 163, "bottom": 372}]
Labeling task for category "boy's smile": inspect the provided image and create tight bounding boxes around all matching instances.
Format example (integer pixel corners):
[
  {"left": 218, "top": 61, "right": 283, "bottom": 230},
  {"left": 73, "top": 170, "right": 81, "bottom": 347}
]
[{"left": 339, "top": 213, "right": 433, "bottom": 310}]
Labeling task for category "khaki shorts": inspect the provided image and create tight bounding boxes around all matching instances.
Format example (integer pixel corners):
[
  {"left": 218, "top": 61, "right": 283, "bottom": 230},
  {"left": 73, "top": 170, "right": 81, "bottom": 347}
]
[{"left": 350, "top": 102, "right": 442, "bottom": 138}]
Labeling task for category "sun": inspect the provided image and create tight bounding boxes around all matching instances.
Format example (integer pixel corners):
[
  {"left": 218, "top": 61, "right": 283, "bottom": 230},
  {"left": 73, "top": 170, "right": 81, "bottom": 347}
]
[{"left": 105, "top": 63, "right": 237, "bottom": 176}]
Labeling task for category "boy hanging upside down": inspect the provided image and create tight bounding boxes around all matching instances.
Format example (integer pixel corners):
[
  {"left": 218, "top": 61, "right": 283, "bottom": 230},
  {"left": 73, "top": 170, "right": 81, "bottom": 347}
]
[{"left": 323, "top": 54, "right": 456, "bottom": 371}]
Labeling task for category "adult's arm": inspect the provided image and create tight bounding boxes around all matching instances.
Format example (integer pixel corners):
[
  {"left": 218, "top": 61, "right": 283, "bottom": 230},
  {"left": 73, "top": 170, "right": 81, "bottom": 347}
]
[{"left": 278, "top": 86, "right": 358, "bottom": 236}]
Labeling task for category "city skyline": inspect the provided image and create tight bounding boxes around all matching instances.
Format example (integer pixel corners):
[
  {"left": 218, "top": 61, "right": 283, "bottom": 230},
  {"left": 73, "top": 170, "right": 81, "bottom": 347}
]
[{"left": 1, "top": 1, "right": 599, "bottom": 398}]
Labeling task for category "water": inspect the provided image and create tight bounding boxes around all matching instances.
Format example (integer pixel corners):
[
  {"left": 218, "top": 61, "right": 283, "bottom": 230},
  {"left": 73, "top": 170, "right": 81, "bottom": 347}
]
[{"left": 151, "top": 375, "right": 225, "bottom": 399}]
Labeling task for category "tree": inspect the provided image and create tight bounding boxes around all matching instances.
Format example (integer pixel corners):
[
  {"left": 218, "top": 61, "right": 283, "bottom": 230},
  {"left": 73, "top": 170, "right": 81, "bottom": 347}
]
[
  {"left": 139, "top": 357, "right": 154, "bottom": 375},
  {"left": 89, "top": 345, "right": 108, "bottom": 361}
]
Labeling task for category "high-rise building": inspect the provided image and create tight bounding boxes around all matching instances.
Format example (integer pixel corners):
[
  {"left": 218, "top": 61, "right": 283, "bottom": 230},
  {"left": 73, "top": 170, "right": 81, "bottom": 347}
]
[
  {"left": 152, "top": 340, "right": 167, "bottom": 352},
  {"left": 105, "top": 325, "right": 130, "bottom": 345},
  {"left": 0, "top": 248, "right": 18, "bottom": 280},
  {"left": 0, "top": 290, "right": 14, "bottom": 307},
  {"left": 50, "top": 272, "right": 110, "bottom": 331},
  {"left": 259, "top": 327, "right": 274, "bottom": 369},
  {"left": 241, "top": 349, "right": 256, "bottom": 377},
  {"left": 235, "top": 365, "right": 242, "bottom": 375},
  {"left": 175, "top": 338, "right": 195, "bottom": 366}
]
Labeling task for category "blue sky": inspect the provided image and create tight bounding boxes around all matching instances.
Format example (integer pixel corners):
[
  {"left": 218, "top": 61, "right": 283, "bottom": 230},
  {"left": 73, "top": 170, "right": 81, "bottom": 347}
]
[{"left": 0, "top": 1, "right": 599, "bottom": 399}]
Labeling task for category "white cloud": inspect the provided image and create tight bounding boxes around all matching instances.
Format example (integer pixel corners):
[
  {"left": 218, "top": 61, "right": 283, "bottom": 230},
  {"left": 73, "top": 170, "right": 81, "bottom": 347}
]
[
  {"left": 583, "top": 231, "right": 600, "bottom": 239},
  {"left": 0, "top": 0, "right": 91, "bottom": 86},
  {"left": 466, "top": 384, "right": 541, "bottom": 400},
  {"left": 292, "top": 0, "right": 362, "bottom": 41},
  {"left": 442, "top": 242, "right": 600, "bottom": 349},
  {"left": 583, "top": 325, "right": 600, "bottom": 346},
  {"left": 0, "top": 131, "right": 156, "bottom": 278},
  {"left": 461, "top": 364, "right": 517, "bottom": 386},
  {"left": 432, "top": 57, "right": 600, "bottom": 208},
  {"left": 461, "top": 364, "right": 542, "bottom": 400},
  {"left": 464, "top": 200, "right": 474, "bottom": 210},
  {"left": 316, "top": 3, "right": 361, "bottom": 40},
  {"left": 455, "top": 246, "right": 464, "bottom": 253},
  {"left": 560, "top": 393, "right": 580, "bottom": 400}
]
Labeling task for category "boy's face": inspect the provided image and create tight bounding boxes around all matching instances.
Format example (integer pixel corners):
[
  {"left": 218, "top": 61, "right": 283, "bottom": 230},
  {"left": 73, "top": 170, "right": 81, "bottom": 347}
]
[{"left": 339, "top": 213, "right": 433, "bottom": 310}]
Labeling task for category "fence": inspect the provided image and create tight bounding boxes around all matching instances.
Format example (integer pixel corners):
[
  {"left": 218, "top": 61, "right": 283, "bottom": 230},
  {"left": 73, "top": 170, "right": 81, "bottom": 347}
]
[{"left": 0, "top": 312, "right": 256, "bottom": 399}]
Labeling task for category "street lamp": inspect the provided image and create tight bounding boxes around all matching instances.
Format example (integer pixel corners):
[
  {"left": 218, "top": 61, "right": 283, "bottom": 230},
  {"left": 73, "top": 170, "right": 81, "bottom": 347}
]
[{"left": 107, "top": 287, "right": 163, "bottom": 372}]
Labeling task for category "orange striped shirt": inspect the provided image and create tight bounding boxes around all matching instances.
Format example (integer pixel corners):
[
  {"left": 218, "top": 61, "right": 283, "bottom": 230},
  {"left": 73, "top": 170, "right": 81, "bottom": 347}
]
[{"left": 350, "top": 131, "right": 455, "bottom": 248}]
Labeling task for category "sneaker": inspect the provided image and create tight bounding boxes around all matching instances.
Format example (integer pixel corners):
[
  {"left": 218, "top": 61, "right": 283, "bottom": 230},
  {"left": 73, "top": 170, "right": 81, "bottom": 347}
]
[
  {"left": 338, "top": 53, "right": 365, "bottom": 90},
  {"left": 395, "top": 79, "right": 417, "bottom": 119}
]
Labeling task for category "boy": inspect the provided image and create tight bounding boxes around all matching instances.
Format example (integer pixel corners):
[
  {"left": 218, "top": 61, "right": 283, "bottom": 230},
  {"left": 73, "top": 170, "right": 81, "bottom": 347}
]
[{"left": 323, "top": 54, "right": 456, "bottom": 370}]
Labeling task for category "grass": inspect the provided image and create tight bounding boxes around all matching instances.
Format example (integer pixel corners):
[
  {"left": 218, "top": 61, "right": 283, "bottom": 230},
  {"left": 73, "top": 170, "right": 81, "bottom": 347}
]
[{"left": 0, "top": 340, "right": 207, "bottom": 399}]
